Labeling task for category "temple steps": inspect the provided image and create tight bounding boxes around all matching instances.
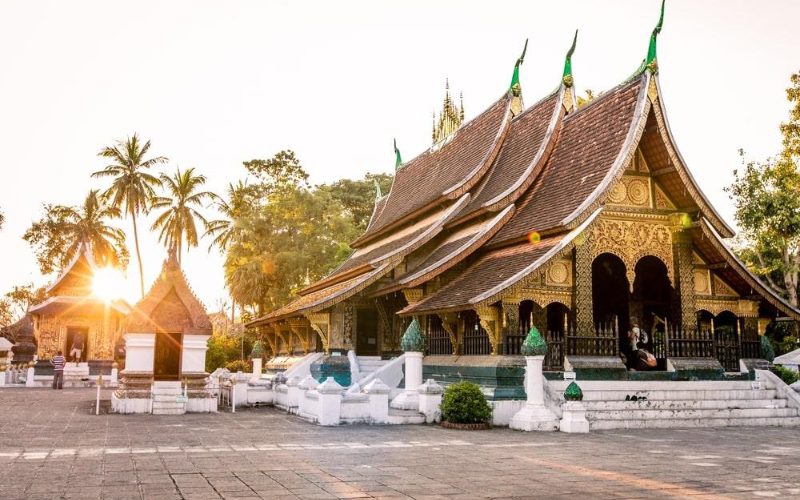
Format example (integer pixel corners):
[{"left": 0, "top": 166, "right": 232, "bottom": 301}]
[
  {"left": 568, "top": 379, "right": 800, "bottom": 430},
  {"left": 151, "top": 381, "right": 186, "bottom": 415},
  {"left": 387, "top": 408, "right": 425, "bottom": 425}
]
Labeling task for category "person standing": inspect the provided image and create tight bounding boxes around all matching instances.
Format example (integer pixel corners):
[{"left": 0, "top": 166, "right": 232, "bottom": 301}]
[
  {"left": 51, "top": 350, "right": 65, "bottom": 389},
  {"left": 70, "top": 332, "right": 84, "bottom": 363}
]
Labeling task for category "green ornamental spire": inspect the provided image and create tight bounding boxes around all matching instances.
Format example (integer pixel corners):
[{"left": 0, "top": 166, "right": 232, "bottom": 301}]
[
  {"left": 520, "top": 325, "right": 547, "bottom": 356},
  {"left": 250, "top": 340, "right": 263, "bottom": 359},
  {"left": 394, "top": 138, "right": 402, "bottom": 170},
  {"left": 564, "top": 381, "right": 584, "bottom": 401},
  {"left": 645, "top": 0, "right": 666, "bottom": 72},
  {"left": 373, "top": 178, "right": 382, "bottom": 200},
  {"left": 562, "top": 30, "right": 578, "bottom": 87},
  {"left": 509, "top": 38, "right": 528, "bottom": 94},
  {"left": 400, "top": 317, "right": 425, "bottom": 352}
]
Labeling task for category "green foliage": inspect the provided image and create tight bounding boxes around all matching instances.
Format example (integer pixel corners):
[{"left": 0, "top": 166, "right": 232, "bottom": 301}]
[
  {"left": 205, "top": 332, "right": 240, "bottom": 372},
  {"left": 225, "top": 359, "right": 251, "bottom": 373},
  {"left": 440, "top": 381, "right": 492, "bottom": 424},
  {"left": 727, "top": 72, "right": 800, "bottom": 306},
  {"left": 772, "top": 364, "right": 799, "bottom": 385},
  {"left": 150, "top": 167, "right": 216, "bottom": 261},
  {"left": 761, "top": 335, "right": 776, "bottom": 362},
  {"left": 317, "top": 173, "right": 393, "bottom": 232},
  {"left": 221, "top": 151, "right": 370, "bottom": 315},
  {"left": 23, "top": 190, "right": 129, "bottom": 275}
]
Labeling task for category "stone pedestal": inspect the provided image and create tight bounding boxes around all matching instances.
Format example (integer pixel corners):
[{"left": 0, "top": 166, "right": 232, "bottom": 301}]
[
  {"left": 251, "top": 358, "right": 263, "bottom": 383},
  {"left": 510, "top": 356, "right": 558, "bottom": 432},
  {"left": 417, "top": 378, "right": 444, "bottom": 423},
  {"left": 391, "top": 351, "right": 423, "bottom": 410},
  {"left": 364, "top": 379, "right": 390, "bottom": 424},
  {"left": 317, "top": 377, "right": 343, "bottom": 426},
  {"left": 559, "top": 401, "right": 589, "bottom": 433}
]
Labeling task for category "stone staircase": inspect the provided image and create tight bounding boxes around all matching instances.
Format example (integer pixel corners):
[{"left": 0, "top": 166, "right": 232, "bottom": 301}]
[
  {"left": 151, "top": 381, "right": 186, "bottom": 415},
  {"left": 576, "top": 380, "right": 800, "bottom": 430},
  {"left": 353, "top": 356, "right": 388, "bottom": 384}
]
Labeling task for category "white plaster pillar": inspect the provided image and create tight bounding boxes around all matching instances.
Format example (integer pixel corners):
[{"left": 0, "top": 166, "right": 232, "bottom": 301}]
[
  {"left": 317, "top": 377, "right": 343, "bottom": 426},
  {"left": 510, "top": 355, "right": 559, "bottom": 432},
  {"left": 390, "top": 351, "right": 423, "bottom": 410},
  {"left": 298, "top": 375, "right": 318, "bottom": 416},
  {"left": 364, "top": 379, "right": 390, "bottom": 424},
  {"left": 251, "top": 357, "right": 263, "bottom": 383},
  {"left": 181, "top": 334, "right": 211, "bottom": 374},
  {"left": 286, "top": 376, "right": 302, "bottom": 409},
  {"left": 25, "top": 366, "right": 36, "bottom": 387},
  {"left": 559, "top": 401, "right": 590, "bottom": 433},
  {"left": 417, "top": 378, "right": 444, "bottom": 423},
  {"left": 124, "top": 333, "right": 156, "bottom": 372}
]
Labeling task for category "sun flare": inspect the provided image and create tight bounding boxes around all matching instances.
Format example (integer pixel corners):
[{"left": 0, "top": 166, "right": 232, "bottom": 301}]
[{"left": 92, "top": 267, "right": 126, "bottom": 302}]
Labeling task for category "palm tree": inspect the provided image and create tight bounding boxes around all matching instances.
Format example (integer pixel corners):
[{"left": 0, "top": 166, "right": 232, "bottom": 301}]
[
  {"left": 204, "top": 181, "right": 249, "bottom": 252},
  {"left": 151, "top": 167, "right": 217, "bottom": 263},
  {"left": 62, "top": 190, "right": 128, "bottom": 267},
  {"left": 92, "top": 133, "right": 167, "bottom": 296}
]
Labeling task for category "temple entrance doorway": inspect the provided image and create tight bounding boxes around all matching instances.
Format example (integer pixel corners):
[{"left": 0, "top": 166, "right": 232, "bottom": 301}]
[
  {"left": 592, "top": 253, "right": 630, "bottom": 342},
  {"left": 65, "top": 326, "right": 88, "bottom": 362},
  {"left": 154, "top": 331, "right": 181, "bottom": 381},
  {"left": 631, "top": 256, "right": 672, "bottom": 368},
  {"left": 714, "top": 310, "right": 741, "bottom": 371},
  {"left": 355, "top": 308, "right": 379, "bottom": 356}
]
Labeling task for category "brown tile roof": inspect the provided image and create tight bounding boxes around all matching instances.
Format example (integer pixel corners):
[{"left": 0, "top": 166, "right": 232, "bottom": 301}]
[
  {"left": 491, "top": 77, "right": 646, "bottom": 244},
  {"left": 400, "top": 237, "right": 560, "bottom": 315},
  {"left": 248, "top": 263, "right": 391, "bottom": 326},
  {"left": 124, "top": 252, "right": 212, "bottom": 335},
  {"left": 354, "top": 94, "right": 511, "bottom": 245},
  {"left": 463, "top": 93, "right": 561, "bottom": 214}
]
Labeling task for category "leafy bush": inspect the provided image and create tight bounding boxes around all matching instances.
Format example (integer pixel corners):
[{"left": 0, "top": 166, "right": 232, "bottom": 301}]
[
  {"left": 760, "top": 335, "right": 776, "bottom": 362},
  {"left": 225, "top": 360, "right": 251, "bottom": 373},
  {"left": 440, "top": 381, "right": 492, "bottom": 424},
  {"left": 773, "top": 364, "right": 799, "bottom": 385}
]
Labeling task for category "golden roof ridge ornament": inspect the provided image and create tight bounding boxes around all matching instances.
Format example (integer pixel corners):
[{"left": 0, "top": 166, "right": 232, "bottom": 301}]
[
  {"left": 561, "top": 30, "right": 578, "bottom": 113},
  {"left": 509, "top": 39, "right": 528, "bottom": 117},
  {"left": 432, "top": 78, "right": 465, "bottom": 145}
]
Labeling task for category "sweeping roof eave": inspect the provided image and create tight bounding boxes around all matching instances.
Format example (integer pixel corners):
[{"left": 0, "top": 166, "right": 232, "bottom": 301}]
[
  {"left": 352, "top": 93, "right": 513, "bottom": 247},
  {"left": 698, "top": 218, "right": 800, "bottom": 321},
  {"left": 399, "top": 208, "right": 602, "bottom": 316}
]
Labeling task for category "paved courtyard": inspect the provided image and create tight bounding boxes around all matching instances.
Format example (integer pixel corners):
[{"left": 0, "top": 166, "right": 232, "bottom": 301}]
[{"left": 0, "top": 389, "right": 799, "bottom": 499}]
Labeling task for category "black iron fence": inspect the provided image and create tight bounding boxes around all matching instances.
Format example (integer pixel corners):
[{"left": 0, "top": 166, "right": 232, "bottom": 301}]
[
  {"left": 463, "top": 311, "right": 491, "bottom": 355},
  {"left": 425, "top": 315, "right": 453, "bottom": 355}
]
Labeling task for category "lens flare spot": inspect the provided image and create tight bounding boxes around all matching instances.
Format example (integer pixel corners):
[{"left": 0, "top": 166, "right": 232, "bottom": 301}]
[
  {"left": 528, "top": 231, "right": 541, "bottom": 244},
  {"left": 92, "top": 267, "right": 126, "bottom": 302}
]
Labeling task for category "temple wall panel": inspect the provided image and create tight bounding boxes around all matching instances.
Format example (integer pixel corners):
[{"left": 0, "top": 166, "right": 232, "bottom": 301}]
[{"left": 35, "top": 313, "right": 119, "bottom": 360}]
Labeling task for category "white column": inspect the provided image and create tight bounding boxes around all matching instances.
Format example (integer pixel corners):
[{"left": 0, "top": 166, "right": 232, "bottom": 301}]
[
  {"left": 123, "top": 333, "right": 156, "bottom": 372},
  {"left": 390, "top": 351, "right": 422, "bottom": 410},
  {"left": 510, "top": 355, "right": 559, "bottom": 432},
  {"left": 181, "top": 334, "right": 211, "bottom": 374},
  {"left": 417, "top": 379, "right": 444, "bottom": 423},
  {"left": 251, "top": 357, "right": 263, "bottom": 383},
  {"left": 364, "top": 379, "right": 390, "bottom": 424}
]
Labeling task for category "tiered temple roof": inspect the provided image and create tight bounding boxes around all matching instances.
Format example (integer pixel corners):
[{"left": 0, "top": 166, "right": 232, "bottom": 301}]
[{"left": 250, "top": 3, "right": 800, "bottom": 328}]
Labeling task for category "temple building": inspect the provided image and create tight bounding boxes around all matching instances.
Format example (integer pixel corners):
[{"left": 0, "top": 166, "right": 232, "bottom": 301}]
[
  {"left": 249, "top": 7, "right": 800, "bottom": 384},
  {"left": 28, "top": 242, "right": 129, "bottom": 372},
  {"left": 113, "top": 249, "right": 215, "bottom": 414}
]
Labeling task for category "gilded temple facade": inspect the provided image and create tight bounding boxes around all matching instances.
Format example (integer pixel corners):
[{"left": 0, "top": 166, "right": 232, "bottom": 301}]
[
  {"left": 249, "top": 18, "right": 800, "bottom": 377},
  {"left": 28, "top": 243, "right": 129, "bottom": 364}
]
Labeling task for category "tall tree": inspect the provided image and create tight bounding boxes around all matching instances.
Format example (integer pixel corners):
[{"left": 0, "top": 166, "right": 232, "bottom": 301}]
[
  {"left": 204, "top": 181, "right": 253, "bottom": 252},
  {"left": 150, "top": 167, "right": 216, "bottom": 262},
  {"left": 728, "top": 71, "right": 800, "bottom": 306},
  {"left": 92, "top": 133, "right": 167, "bottom": 296},
  {"left": 0, "top": 284, "right": 46, "bottom": 328},
  {"left": 23, "top": 190, "right": 129, "bottom": 275},
  {"left": 317, "top": 173, "right": 394, "bottom": 232}
]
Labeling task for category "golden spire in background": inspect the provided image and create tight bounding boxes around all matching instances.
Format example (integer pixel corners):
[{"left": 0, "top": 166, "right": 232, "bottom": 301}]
[{"left": 432, "top": 78, "right": 464, "bottom": 144}]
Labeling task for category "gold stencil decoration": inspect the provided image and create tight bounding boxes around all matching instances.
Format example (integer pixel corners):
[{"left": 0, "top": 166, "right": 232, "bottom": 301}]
[
  {"left": 626, "top": 178, "right": 649, "bottom": 205},
  {"left": 545, "top": 259, "right": 572, "bottom": 286},
  {"left": 608, "top": 182, "right": 627, "bottom": 204},
  {"left": 713, "top": 275, "right": 738, "bottom": 297},
  {"left": 587, "top": 217, "right": 674, "bottom": 287},
  {"left": 693, "top": 269, "right": 710, "bottom": 294}
]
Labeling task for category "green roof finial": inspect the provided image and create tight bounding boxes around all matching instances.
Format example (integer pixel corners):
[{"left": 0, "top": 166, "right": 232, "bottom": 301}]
[
  {"left": 520, "top": 325, "right": 548, "bottom": 357},
  {"left": 373, "top": 178, "right": 382, "bottom": 200},
  {"left": 645, "top": 0, "right": 666, "bottom": 72},
  {"left": 400, "top": 317, "right": 425, "bottom": 352},
  {"left": 509, "top": 38, "right": 528, "bottom": 94},
  {"left": 394, "top": 138, "right": 402, "bottom": 170},
  {"left": 562, "top": 30, "right": 578, "bottom": 87}
]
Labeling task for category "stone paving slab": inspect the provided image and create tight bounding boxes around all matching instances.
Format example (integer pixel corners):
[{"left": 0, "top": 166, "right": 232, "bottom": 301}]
[{"left": 1, "top": 388, "right": 799, "bottom": 499}]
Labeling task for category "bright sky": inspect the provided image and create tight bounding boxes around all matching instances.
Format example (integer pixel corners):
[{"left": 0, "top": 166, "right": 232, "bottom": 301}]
[{"left": 0, "top": 0, "right": 798, "bottom": 311}]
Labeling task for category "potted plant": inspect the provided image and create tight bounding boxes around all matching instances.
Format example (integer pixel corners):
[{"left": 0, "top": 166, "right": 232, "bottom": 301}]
[{"left": 440, "top": 381, "right": 492, "bottom": 430}]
